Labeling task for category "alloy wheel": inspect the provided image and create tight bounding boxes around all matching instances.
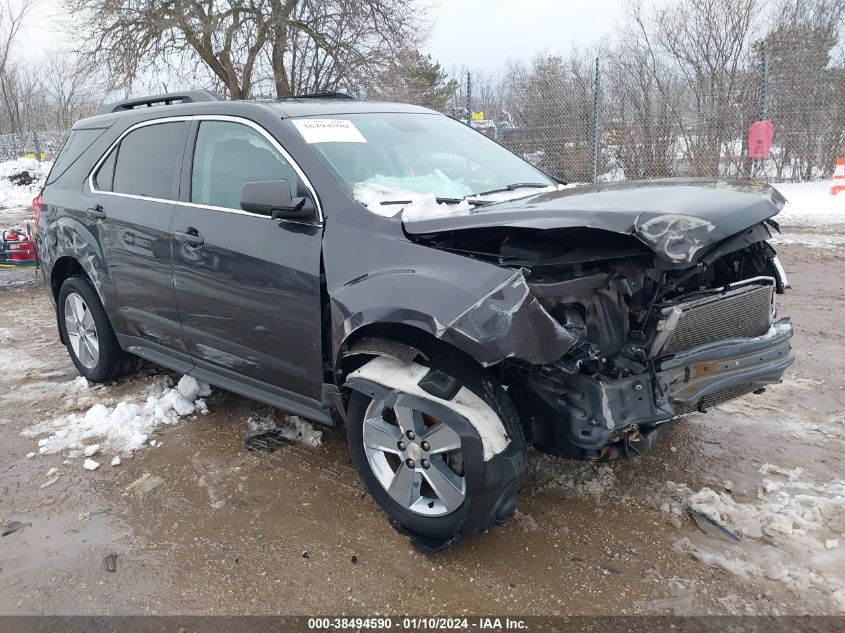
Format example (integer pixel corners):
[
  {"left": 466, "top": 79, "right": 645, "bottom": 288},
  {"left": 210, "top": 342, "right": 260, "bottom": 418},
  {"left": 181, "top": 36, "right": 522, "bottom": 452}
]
[
  {"left": 64, "top": 292, "right": 100, "bottom": 369},
  {"left": 362, "top": 399, "right": 466, "bottom": 516}
]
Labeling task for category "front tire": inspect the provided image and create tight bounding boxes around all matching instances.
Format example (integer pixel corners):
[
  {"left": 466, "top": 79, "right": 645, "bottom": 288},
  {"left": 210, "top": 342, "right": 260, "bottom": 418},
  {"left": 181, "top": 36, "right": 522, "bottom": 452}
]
[
  {"left": 58, "top": 276, "right": 136, "bottom": 383},
  {"left": 346, "top": 357, "right": 526, "bottom": 542}
]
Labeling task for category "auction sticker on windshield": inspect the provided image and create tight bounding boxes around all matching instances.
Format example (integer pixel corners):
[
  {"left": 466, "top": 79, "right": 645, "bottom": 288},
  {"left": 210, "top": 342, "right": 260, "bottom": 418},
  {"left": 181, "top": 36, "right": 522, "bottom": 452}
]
[{"left": 292, "top": 118, "right": 367, "bottom": 144}]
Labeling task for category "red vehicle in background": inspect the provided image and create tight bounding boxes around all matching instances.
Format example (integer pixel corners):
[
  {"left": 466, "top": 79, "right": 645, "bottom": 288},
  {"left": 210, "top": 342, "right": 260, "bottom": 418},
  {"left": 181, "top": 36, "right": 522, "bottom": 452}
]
[{"left": 0, "top": 194, "right": 39, "bottom": 267}]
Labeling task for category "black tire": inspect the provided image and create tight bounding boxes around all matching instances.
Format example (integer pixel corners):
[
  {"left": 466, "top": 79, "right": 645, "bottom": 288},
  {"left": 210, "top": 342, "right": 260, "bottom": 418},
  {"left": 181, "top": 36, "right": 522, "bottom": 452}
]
[
  {"left": 347, "top": 353, "right": 526, "bottom": 541},
  {"left": 57, "top": 276, "right": 137, "bottom": 383}
]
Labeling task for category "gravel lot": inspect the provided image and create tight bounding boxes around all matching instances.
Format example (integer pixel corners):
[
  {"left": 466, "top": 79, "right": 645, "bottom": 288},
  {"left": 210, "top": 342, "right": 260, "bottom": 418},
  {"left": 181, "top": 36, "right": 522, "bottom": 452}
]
[{"left": 1, "top": 205, "right": 843, "bottom": 616}]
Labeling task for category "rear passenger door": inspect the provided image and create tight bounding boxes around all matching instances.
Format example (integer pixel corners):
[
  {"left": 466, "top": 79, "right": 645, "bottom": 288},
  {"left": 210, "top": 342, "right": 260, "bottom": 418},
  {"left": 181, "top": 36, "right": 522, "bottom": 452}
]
[
  {"left": 170, "top": 117, "right": 325, "bottom": 403},
  {"left": 89, "top": 119, "right": 191, "bottom": 363}
]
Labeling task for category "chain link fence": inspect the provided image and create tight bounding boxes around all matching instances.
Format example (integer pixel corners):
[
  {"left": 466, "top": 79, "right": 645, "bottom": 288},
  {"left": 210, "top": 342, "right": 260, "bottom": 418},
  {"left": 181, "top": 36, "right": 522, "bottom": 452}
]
[
  {"left": 3, "top": 44, "right": 843, "bottom": 194},
  {"left": 0, "top": 130, "right": 67, "bottom": 163},
  {"left": 416, "top": 48, "right": 845, "bottom": 191}
]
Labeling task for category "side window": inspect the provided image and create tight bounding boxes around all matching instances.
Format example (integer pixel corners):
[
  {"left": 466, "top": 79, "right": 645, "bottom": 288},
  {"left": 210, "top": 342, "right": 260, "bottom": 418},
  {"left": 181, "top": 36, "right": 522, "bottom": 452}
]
[
  {"left": 94, "top": 146, "right": 118, "bottom": 192},
  {"left": 191, "top": 120, "right": 299, "bottom": 210},
  {"left": 105, "top": 122, "right": 187, "bottom": 199}
]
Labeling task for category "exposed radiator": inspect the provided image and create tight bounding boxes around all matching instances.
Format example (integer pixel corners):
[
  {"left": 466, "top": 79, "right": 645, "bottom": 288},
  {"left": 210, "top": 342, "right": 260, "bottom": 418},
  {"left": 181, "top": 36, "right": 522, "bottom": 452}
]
[
  {"left": 659, "top": 279, "right": 774, "bottom": 355},
  {"left": 673, "top": 382, "right": 762, "bottom": 415}
]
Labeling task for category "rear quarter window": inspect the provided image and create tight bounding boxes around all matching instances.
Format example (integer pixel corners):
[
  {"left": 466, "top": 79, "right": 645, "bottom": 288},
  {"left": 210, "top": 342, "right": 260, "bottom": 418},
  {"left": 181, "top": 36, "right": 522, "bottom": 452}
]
[{"left": 46, "top": 128, "right": 108, "bottom": 185}]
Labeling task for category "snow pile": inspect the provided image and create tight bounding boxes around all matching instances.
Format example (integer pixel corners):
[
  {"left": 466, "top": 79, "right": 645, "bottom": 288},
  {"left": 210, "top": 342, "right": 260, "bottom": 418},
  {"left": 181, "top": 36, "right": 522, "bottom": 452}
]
[
  {"left": 0, "top": 157, "right": 52, "bottom": 210},
  {"left": 283, "top": 416, "right": 323, "bottom": 447},
  {"left": 353, "top": 182, "right": 406, "bottom": 217},
  {"left": 774, "top": 182, "right": 845, "bottom": 227},
  {"left": 653, "top": 466, "right": 845, "bottom": 611},
  {"left": 655, "top": 467, "right": 845, "bottom": 541},
  {"left": 22, "top": 374, "right": 211, "bottom": 463}
]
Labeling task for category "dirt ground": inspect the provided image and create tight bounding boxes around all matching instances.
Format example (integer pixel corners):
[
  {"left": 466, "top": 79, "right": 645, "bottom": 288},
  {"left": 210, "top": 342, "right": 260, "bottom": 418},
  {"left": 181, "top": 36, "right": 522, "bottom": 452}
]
[{"left": 1, "top": 206, "right": 843, "bottom": 616}]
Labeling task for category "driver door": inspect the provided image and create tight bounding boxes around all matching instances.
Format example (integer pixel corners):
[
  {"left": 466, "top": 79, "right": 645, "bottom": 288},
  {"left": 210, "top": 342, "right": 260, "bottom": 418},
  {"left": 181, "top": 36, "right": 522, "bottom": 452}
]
[{"left": 170, "top": 118, "right": 324, "bottom": 401}]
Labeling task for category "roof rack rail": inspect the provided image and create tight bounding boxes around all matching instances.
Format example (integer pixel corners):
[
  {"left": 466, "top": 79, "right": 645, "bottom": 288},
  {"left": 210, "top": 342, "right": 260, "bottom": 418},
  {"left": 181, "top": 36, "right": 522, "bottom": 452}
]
[
  {"left": 97, "top": 90, "right": 224, "bottom": 115},
  {"left": 293, "top": 91, "right": 355, "bottom": 100}
]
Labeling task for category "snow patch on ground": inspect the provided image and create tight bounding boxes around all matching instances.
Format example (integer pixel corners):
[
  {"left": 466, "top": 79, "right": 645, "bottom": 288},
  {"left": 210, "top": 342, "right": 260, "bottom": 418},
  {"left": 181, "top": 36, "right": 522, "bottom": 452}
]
[
  {"left": 528, "top": 452, "right": 845, "bottom": 611},
  {"left": 654, "top": 473, "right": 845, "bottom": 541},
  {"left": 769, "top": 232, "right": 845, "bottom": 249},
  {"left": 21, "top": 374, "right": 211, "bottom": 466},
  {"left": 0, "top": 157, "right": 51, "bottom": 210},
  {"left": 247, "top": 412, "right": 323, "bottom": 447},
  {"left": 654, "top": 467, "right": 845, "bottom": 610},
  {"left": 773, "top": 182, "right": 845, "bottom": 227}
]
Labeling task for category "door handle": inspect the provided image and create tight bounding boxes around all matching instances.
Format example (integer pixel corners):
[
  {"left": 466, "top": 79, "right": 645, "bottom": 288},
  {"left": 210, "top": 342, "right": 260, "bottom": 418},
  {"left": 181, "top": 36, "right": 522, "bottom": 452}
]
[
  {"left": 174, "top": 227, "right": 204, "bottom": 247},
  {"left": 86, "top": 203, "right": 106, "bottom": 219}
]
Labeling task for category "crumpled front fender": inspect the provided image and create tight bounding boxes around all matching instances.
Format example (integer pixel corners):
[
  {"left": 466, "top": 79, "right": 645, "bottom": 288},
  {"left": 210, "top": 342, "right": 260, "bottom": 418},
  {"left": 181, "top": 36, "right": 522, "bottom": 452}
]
[{"left": 333, "top": 267, "right": 578, "bottom": 368}]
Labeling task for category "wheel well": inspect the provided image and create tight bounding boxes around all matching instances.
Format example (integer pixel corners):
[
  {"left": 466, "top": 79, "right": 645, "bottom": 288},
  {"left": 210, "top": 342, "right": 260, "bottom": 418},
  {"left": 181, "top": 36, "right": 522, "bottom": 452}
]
[
  {"left": 50, "top": 256, "right": 89, "bottom": 302},
  {"left": 337, "top": 322, "right": 491, "bottom": 386}
]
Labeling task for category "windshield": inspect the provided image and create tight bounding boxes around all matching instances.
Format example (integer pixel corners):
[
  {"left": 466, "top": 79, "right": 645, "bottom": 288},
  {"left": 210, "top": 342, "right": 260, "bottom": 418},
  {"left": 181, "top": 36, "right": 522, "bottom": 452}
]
[{"left": 289, "top": 113, "right": 556, "bottom": 212}]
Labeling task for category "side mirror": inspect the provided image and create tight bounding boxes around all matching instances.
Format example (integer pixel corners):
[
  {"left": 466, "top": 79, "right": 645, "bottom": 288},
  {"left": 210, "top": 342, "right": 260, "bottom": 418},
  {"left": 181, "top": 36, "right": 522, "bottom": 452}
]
[{"left": 240, "top": 180, "right": 315, "bottom": 220}]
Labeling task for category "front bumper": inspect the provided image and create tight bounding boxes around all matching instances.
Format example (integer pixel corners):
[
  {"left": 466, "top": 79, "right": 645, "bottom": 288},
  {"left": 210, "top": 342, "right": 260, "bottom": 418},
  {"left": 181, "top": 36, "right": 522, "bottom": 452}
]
[{"left": 516, "top": 318, "right": 794, "bottom": 460}]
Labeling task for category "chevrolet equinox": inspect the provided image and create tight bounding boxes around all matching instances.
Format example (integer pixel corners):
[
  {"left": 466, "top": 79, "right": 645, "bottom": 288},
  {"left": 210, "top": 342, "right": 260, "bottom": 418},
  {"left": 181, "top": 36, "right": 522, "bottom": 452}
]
[{"left": 36, "top": 90, "right": 794, "bottom": 552}]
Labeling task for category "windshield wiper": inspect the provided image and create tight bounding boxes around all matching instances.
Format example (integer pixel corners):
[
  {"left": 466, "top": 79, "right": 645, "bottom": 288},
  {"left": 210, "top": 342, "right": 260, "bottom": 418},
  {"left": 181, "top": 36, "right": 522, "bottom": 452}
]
[
  {"left": 377, "top": 197, "right": 482, "bottom": 206},
  {"left": 470, "top": 182, "right": 552, "bottom": 197}
]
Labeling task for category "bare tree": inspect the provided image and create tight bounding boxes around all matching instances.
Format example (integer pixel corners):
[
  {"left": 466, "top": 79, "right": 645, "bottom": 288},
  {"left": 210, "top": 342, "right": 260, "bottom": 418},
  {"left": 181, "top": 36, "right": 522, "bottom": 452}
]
[
  {"left": 628, "top": 0, "right": 762, "bottom": 177},
  {"left": 498, "top": 51, "right": 596, "bottom": 181},
  {"left": 63, "top": 0, "right": 424, "bottom": 100},
  {"left": 0, "top": 0, "right": 32, "bottom": 133},
  {"left": 605, "top": 27, "right": 682, "bottom": 179},
  {"left": 44, "top": 53, "right": 103, "bottom": 129},
  {"left": 763, "top": 0, "right": 845, "bottom": 179},
  {"left": 63, "top": 0, "right": 270, "bottom": 99}
]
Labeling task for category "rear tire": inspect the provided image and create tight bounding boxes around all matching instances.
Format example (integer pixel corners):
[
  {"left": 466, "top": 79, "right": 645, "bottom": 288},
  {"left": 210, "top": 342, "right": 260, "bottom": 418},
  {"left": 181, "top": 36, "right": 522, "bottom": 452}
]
[
  {"left": 58, "top": 276, "right": 137, "bottom": 383},
  {"left": 347, "top": 354, "right": 526, "bottom": 541}
]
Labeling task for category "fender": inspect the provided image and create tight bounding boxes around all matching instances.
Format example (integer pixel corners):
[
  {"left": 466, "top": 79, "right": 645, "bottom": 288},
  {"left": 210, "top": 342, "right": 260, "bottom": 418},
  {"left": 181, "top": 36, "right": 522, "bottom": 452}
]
[
  {"left": 331, "top": 267, "right": 579, "bottom": 370},
  {"left": 38, "top": 212, "right": 114, "bottom": 345},
  {"left": 39, "top": 213, "right": 112, "bottom": 306}
]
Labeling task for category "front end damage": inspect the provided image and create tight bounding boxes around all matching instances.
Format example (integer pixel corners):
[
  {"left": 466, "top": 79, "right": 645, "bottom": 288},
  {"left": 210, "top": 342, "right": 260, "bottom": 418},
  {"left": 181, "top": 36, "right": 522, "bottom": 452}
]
[
  {"left": 406, "top": 184, "right": 795, "bottom": 462},
  {"left": 510, "top": 313, "right": 793, "bottom": 461}
]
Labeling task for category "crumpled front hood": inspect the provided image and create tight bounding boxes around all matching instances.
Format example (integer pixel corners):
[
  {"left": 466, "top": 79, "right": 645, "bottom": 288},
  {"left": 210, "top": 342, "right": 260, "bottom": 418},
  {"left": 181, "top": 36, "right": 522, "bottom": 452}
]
[{"left": 402, "top": 179, "right": 786, "bottom": 264}]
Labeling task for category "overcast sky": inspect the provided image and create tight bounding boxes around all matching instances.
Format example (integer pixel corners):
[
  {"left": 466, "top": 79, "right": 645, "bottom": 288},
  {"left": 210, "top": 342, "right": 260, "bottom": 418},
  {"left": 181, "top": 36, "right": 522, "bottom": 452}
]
[
  {"left": 19, "top": 0, "right": 624, "bottom": 72},
  {"left": 423, "top": 0, "right": 624, "bottom": 73}
]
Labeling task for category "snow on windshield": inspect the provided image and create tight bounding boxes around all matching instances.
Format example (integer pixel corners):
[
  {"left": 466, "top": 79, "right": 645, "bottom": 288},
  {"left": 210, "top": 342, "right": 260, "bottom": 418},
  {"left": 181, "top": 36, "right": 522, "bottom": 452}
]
[
  {"left": 363, "top": 170, "right": 473, "bottom": 200},
  {"left": 354, "top": 182, "right": 473, "bottom": 221},
  {"left": 353, "top": 180, "right": 573, "bottom": 221}
]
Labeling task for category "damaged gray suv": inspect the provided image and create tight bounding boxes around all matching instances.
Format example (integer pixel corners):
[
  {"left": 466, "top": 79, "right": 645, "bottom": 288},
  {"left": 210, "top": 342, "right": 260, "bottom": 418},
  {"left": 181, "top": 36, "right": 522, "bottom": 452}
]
[{"left": 37, "top": 91, "right": 793, "bottom": 552}]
